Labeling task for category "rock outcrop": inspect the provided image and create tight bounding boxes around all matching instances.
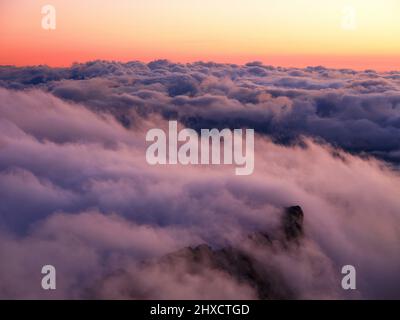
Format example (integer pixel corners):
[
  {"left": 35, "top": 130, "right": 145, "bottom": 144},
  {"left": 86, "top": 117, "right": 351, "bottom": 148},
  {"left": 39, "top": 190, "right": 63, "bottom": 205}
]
[
  {"left": 283, "top": 205, "right": 304, "bottom": 241},
  {"left": 92, "top": 206, "right": 306, "bottom": 299}
]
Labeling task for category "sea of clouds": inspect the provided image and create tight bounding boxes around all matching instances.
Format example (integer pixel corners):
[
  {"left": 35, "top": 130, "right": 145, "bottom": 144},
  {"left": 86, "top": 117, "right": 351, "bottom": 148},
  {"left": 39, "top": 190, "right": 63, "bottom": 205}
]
[{"left": 0, "top": 60, "right": 399, "bottom": 299}]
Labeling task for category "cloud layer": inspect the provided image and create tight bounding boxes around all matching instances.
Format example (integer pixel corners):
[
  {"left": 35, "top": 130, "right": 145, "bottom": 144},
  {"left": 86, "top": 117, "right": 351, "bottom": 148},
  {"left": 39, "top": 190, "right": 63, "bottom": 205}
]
[
  {"left": 0, "top": 61, "right": 400, "bottom": 299},
  {"left": 2, "top": 61, "right": 400, "bottom": 162}
]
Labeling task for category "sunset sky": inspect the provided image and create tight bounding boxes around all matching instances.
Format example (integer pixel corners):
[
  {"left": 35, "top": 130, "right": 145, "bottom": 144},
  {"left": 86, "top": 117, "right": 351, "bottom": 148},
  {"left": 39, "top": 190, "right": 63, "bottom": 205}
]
[{"left": 1, "top": 0, "right": 400, "bottom": 70}]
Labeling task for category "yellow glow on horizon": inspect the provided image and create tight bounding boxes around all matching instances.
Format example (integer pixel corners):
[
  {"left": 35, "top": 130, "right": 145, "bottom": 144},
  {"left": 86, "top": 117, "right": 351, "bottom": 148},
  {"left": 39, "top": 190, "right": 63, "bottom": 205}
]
[{"left": 1, "top": 0, "right": 399, "bottom": 69}]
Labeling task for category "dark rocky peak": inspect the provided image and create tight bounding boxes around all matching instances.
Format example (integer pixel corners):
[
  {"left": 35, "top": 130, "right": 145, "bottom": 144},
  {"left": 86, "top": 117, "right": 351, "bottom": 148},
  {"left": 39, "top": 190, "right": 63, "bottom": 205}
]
[{"left": 151, "top": 205, "right": 306, "bottom": 298}]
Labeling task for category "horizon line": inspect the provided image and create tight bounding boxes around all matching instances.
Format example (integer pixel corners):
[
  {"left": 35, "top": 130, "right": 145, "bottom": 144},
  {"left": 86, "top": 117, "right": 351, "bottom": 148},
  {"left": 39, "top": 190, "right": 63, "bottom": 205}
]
[{"left": 2, "top": 56, "right": 400, "bottom": 73}]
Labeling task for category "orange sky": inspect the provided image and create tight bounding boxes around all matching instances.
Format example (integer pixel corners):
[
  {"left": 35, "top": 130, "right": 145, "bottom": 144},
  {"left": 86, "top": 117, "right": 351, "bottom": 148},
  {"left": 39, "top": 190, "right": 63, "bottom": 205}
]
[{"left": 1, "top": 0, "right": 400, "bottom": 70}]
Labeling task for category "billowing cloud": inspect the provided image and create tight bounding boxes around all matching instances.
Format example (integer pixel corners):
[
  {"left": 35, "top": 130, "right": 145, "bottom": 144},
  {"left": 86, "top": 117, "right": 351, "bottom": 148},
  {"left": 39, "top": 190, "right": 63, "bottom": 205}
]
[
  {"left": 2, "top": 60, "right": 400, "bottom": 162},
  {"left": 0, "top": 62, "right": 400, "bottom": 299}
]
